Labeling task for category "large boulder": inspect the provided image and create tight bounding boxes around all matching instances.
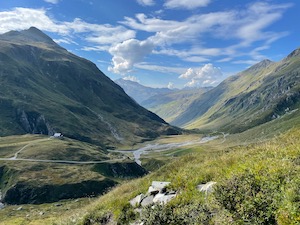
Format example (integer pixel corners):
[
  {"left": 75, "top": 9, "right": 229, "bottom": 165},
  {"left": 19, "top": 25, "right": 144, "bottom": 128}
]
[
  {"left": 130, "top": 181, "right": 176, "bottom": 208},
  {"left": 130, "top": 194, "right": 145, "bottom": 207},
  {"left": 140, "top": 195, "right": 154, "bottom": 207},
  {"left": 153, "top": 193, "right": 176, "bottom": 204},
  {"left": 148, "top": 181, "right": 170, "bottom": 194}
]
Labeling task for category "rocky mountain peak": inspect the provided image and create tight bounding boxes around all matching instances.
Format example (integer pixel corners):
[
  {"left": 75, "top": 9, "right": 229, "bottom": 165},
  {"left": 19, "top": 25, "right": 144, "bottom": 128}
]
[
  {"left": 0, "top": 27, "right": 59, "bottom": 47},
  {"left": 246, "top": 59, "right": 274, "bottom": 72},
  {"left": 286, "top": 47, "right": 300, "bottom": 59}
]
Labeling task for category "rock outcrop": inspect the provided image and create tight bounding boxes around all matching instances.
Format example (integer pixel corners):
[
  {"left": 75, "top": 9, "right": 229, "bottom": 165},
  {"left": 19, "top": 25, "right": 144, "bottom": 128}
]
[
  {"left": 3, "top": 179, "right": 117, "bottom": 204},
  {"left": 128, "top": 180, "right": 216, "bottom": 225},
  {"left": 130, "top": 181, "right": 176, "bottom": 208}
]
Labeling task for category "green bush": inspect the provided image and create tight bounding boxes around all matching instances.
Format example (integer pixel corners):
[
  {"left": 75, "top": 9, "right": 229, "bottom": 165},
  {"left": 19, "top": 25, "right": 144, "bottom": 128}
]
[
  {"left": 277, "top": 177, "right": 300, "bottom": 224},
  {"left": 214, "top": 170, "right": 284, "bottom": 224},
  {"left": 117, "top": 203, "right": 137, "bottom": 225},
  {"left": 141, "top": 203, "right": 212, "bottom": 225},
  {"left": 82, "top": 210, "right": 112, "bottom": 225}
]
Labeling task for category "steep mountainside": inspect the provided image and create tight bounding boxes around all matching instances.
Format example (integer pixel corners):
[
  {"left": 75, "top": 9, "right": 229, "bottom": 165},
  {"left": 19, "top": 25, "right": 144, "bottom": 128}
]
[
  {"left": 172, "top": 51, "right": 300, "bottom": 133},
  {"left": 114, "top": 79, "right": 174, "bottom": 104},
  {"left": 0, "top": 27, "right": 179, "bottom": 147},
  {"left": 142, "top": 87, "right": 212, "bottom": 124}
]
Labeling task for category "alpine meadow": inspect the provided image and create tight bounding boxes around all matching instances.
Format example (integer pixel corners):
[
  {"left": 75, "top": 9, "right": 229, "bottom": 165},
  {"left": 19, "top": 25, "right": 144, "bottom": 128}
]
[{"left": 0, "top": 1, "right": 300, "bottom": 225}]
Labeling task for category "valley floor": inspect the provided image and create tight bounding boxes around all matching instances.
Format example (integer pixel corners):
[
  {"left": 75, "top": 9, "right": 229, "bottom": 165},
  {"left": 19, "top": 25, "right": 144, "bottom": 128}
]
[{"left": 1, "top": 126, "right": 299, "bottom": 224}]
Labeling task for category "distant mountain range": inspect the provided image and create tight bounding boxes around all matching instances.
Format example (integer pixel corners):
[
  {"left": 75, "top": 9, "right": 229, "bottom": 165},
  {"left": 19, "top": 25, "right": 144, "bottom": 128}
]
[
  {"left": 142, "top": 87, "right": 212, "bottom": 123},
  {"left": 0, "top": 27, "right": 180, "bottom": 147},
  {"left": 2, "top": 27, "right": 299, "bottom": 143},
  {"left": 171, "top": 50, "right": 300, "bottom": 133},
  {"left": 115, "top": 79, "right": 212, "bottom": 123},
  {"left": 114, "top": 78, "right": 175, "bottom": 104},
  {"left": 116, "top": 48, "right": 300, "bottom": 135}
]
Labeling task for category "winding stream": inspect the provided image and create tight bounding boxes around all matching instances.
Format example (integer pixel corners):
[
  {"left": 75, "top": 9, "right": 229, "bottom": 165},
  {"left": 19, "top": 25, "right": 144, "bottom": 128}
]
[
  {"left": 0, "top": 134, "right": 226, "bottom": 209},
  {"left": 114, "top": 134, "right": 223, "bottom": 166}
]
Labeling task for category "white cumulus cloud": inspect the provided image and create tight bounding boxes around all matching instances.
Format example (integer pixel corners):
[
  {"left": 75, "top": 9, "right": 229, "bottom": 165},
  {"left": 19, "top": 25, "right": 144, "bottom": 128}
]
[
  {"left": 179, "top": 64, "right": 223, "bottom": 87},
  {"left": 108, "top": 39, "right": 154, "bottom": 74},
  {"left": 0, "top": 8, "right": 136, "bottom": 46},
  {"left": 167, "top": 82, "right": 175, "bottom": 89},
  {"left": 0, "top": 2, "right": 291, "bottom": 79},
  {"left": 120, "top": 2, "right": 291, "bottom": 67},
  {"left": 0, "top": 8, "right": 68, "bottom": 34}
]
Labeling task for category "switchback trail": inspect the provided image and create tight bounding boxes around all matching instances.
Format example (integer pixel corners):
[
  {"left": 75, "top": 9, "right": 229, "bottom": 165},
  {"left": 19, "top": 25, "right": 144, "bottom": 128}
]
[
  {"left": 0, "top": 134, "right": 227, "bottom": 166},
  {"left": 10, "top": 138, "right": 49, "bottom": 159},
  {"left": 0, "top": 137, "right": 124, "bottom": 164}
]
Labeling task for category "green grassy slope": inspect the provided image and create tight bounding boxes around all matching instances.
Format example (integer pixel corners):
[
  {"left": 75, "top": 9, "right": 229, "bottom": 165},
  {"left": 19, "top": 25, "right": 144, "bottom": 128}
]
[
  {"left": 0, "top": 135, "right": 146, "bottom": 205},
  {"left": 56, "top": 128, "right": 300, "bottom": 225},
  {"left": 0, "top": 27, "right": 179, "bottom": 147},
  {"left": 142, "top": 87, "right": 211, "bottom": 123},
  {"left": 171, "top": 51, "right": 300, "bottom": 134},
  {"left": 0, "top": 135, "right": 110, "bottom": 160}
]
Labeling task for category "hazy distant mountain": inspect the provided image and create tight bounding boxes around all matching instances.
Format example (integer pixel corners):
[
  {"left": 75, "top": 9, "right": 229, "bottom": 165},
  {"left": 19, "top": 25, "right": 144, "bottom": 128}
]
[
  {"left": 172, "top": 51, "right": 300, "bottom": 133},
  {"left": 115, "top": 78, "right": 214, "bottom": 124},
  {"left": 0, "top": 27, "right": 180, "bottom": 147},
  {"left": 142, "top": 87, "right": 212, "bottom": 124},
  {"left": 114, "top": 78, "right": 175, "bottom": 104}
]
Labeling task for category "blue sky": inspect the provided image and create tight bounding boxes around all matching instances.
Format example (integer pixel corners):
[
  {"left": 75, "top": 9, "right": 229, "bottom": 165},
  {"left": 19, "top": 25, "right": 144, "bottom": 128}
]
[{"left": 0, "top": 0, "right": 299, "bottom": 88}]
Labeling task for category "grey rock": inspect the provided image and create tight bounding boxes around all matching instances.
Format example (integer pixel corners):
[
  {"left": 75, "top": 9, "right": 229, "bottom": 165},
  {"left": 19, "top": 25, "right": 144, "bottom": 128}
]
[
  {"left": 141, "top": 195, "right": 154, "bottom": 207},
  {"left": 148, "top": 186, "right": 159, "bottom": 195},
  {"left": 0, "top": 203, "right": 4, "bottom": 210},
  {"left": 130, "top": 194, "right": 145, "bottom": 207},
  {"left": 153, "top": 193, "right": 176, "bottom": 204},
  {"left": 129, "top": 181, "right": 177, "bottom": 210},
  {"left": 148, "top": 181, "right": 170, "bottom": 194},
  {"left": 17, "top": 110, "right": 53, "bottom": 135}
]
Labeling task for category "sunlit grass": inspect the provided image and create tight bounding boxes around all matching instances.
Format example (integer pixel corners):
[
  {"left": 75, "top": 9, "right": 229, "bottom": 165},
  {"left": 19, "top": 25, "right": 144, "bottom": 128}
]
[{"left": 56, "top": 128, "right": 300, "bottom": 224}]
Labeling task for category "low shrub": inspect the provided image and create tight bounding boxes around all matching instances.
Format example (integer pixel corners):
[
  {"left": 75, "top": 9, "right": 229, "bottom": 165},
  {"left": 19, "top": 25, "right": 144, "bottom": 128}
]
[
  {"left": 214, "top": 170, "right": 285, "bottom": 224},
  {"left": 141, "top": 203, "right": 212, "bottom": 225}
]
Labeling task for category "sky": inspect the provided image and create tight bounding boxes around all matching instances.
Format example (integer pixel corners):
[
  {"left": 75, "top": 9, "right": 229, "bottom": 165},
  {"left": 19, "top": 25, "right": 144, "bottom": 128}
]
[{"left": 0, "top": 0, "right": 299, "bottom": 89}]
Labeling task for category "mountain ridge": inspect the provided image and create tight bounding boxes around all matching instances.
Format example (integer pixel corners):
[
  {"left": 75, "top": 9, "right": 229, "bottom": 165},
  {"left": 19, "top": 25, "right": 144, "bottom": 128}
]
[
  {"left": 142, "top": 87, "right": 212, "bottom": 124},
  {"left": 0, "top": 27, "right": 180, "bottom": 146},
  {"left": 0, "top": 27, "right": 59, "bottom": 47},
  {"left": 171, "top": 51, "right": 300, "bottom": 133}
]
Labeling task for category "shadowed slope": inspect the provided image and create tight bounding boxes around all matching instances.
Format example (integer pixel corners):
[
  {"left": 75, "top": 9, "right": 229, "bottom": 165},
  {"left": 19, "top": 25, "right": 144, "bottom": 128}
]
[{"left": 0, "top": 27, "right": 180, "bottom": 147}]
